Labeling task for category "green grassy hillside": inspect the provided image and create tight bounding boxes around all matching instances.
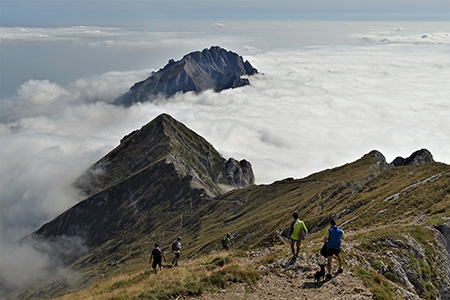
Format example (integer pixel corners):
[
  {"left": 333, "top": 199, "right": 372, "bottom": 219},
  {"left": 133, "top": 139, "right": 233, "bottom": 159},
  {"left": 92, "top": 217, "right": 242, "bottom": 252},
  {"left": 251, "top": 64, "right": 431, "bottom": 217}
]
[{"left": 18, "top": 151, "right": 450, "bottom": 300}]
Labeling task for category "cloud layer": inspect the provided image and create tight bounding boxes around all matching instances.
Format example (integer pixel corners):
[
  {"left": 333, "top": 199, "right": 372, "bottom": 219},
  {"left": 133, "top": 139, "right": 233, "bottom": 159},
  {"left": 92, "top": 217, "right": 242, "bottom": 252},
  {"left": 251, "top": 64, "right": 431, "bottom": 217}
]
[{"left": 1, "top": 21, "right": 449, "bottom": 297}]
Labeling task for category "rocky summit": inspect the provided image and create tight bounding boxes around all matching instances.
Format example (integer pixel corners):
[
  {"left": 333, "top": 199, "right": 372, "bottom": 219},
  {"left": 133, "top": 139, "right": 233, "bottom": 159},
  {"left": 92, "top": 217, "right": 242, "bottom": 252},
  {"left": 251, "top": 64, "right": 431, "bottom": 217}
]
[{"left": 114, "top": 46, "right": 258, "bottom": 106}]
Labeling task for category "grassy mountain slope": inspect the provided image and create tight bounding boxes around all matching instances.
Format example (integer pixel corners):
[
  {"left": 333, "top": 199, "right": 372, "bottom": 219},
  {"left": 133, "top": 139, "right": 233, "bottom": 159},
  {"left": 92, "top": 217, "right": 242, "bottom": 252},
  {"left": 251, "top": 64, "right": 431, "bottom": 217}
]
[{"left": 19, "top": 149, "right": 450, "bottom": 300}]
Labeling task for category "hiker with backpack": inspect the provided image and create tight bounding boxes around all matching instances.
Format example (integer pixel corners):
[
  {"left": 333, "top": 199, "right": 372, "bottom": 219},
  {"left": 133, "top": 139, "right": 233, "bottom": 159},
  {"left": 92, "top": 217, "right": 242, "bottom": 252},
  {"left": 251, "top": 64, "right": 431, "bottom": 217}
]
[
  {"left": 149, "top": 243, "right": 166, "bottom": 274},
  {"left": 324, "top": 219, "right": 345, "bottom": 279},
  {"left": 171, "top": 236, "right": 182, "bottom": 267},
  {"left": 289, "top": 212, "right": 308, "bottom": 259},
  {"left": 221, "top": 233, "right": 232, "bottom": 251}
]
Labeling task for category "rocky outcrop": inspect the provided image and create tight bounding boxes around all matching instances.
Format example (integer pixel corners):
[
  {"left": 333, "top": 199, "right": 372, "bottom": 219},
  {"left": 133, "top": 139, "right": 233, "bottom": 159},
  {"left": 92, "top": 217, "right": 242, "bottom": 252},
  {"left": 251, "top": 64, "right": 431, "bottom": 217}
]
[
  {"left": 114, "top": 46, "right": 258, "bottom": 106},
  {"left": 220, "top": 158, "right": 254, "bottom": 188},
  {"left": 435, "top": 223, "right": 450, "bottom": 300},
  {"left": 391, "top": 148, "right": 434, "bottom": 167},
  {"left": 353, "top": 229, "right": 450, "bottom": 300}
]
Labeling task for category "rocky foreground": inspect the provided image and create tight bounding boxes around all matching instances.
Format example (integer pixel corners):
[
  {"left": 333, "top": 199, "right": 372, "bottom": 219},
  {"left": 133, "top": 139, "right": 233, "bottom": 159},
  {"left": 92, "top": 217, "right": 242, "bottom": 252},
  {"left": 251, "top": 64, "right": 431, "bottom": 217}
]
[{"left": 182, "top": 246, "right": 372, "bottom": 300}]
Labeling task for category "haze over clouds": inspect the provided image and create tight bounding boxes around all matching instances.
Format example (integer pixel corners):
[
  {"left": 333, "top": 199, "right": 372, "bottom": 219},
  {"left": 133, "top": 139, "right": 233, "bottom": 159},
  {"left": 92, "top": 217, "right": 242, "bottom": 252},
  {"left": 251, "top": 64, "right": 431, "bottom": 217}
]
[{"left": 1, "top": 9, "right": 449, "bottom": 296}]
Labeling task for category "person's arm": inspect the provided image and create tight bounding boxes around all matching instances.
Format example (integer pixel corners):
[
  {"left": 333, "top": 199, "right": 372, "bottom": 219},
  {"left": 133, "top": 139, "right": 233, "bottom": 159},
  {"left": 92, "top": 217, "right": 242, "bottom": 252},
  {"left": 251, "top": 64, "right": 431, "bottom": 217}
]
[
  {"left": 324, "top": 230, "right": 329, "bottom": 242},
  {"left": 341, "top": 230, "right": 345, "bottom": 240}
]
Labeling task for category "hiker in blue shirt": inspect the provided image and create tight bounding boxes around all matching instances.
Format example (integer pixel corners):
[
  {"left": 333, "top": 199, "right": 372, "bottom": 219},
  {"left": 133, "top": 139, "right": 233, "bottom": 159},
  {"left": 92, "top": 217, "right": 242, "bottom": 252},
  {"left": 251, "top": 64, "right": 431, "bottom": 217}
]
[{"left": 324, "top": 219, "right": 345, "bottom": 279}]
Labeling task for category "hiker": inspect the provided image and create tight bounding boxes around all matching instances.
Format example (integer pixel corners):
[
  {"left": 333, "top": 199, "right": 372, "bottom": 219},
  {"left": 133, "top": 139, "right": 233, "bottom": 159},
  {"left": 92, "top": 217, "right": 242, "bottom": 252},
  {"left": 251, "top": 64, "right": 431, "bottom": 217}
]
[
  {"left": 324, "top": 219, "right": 345, "bottom": 279},
  {"left": 289, "top": 212, "right": 308, "bottom": 259},
  {"left": 171, "top": 236, "right": 182, "bottom": 266},
  {"left": 221, "top": 233, "right": 232, "bottom": 251},
  {"left": 149, "top": 243, "right": 166, "bottom": 274}
]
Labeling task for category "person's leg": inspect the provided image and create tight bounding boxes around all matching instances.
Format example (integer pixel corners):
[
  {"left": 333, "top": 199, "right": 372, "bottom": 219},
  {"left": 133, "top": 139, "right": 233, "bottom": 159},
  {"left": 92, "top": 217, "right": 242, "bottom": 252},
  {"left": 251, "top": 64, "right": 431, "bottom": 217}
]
[
  {"left": 326, "top": 255, "right": 333, "bottom": 274},
  {"left": 337, "top": 253, "right": 343, "bottom": 273},
  {"left": 152, "top": 261, "right": 158, "bottom": 274},
  {"left": 337, "top": 253, "right": 342, "bottom": 268},
  {"left": 295, "top": 241, "right": 300, "bottom": 257},
  {"left": 290, "top": 240, "right": 295, "bottom": 257},
  {"left": 174, "top": 253, "right": 179, "bottom": 266}
]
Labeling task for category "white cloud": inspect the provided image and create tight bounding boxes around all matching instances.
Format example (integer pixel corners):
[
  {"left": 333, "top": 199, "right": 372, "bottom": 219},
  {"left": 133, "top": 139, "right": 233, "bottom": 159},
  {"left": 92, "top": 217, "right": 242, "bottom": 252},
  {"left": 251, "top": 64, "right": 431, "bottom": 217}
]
[
  {"left": 1, "top": 70, "right": 152, "bottom": 123},
  {"left": 0, "top": 236, "right": 85, "bottom": 299},
  {"left": 0, "top": 26, "right": 123, "bottom": 42},
  {"left": 352, "top": 28, "right": 450, "bottom": 44}
]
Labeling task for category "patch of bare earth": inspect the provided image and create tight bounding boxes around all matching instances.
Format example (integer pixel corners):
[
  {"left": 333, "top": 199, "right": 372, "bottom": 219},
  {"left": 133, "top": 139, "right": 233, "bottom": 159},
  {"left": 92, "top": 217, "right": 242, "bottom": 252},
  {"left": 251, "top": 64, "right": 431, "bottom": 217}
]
[{"left": 181, "top": 247, "right": 372, "bottom": 300}]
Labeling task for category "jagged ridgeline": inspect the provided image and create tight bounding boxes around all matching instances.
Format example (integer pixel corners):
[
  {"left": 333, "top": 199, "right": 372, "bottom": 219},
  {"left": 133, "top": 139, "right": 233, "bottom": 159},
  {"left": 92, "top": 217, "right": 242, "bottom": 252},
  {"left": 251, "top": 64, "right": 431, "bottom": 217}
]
[
  {"left": 114, "top": 46, "right": 258, "bottom": 106},
  {"left": 17, "top": 113, "right": 450, "bottom": 300}
]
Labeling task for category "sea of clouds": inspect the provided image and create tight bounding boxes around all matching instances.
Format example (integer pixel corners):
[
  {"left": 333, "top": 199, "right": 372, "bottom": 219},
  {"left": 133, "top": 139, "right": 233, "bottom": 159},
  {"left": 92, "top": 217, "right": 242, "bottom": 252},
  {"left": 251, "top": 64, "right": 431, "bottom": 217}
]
[{"left": 1, "top": 21, "right": 449, "bottom": 296}]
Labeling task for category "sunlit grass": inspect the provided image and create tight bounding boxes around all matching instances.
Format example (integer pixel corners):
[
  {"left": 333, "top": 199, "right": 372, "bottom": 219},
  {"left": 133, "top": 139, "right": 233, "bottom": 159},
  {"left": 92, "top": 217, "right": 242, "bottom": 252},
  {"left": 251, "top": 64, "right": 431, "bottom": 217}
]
[{"left": 55, "top": 251, "right": 264, "bottom": 300}]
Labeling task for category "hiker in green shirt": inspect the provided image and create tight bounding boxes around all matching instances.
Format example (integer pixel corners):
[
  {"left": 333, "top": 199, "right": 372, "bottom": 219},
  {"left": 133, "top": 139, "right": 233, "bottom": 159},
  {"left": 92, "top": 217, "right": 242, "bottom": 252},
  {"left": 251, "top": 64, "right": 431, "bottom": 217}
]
[
  {"left": 289, "top": 212, "right": 308, "bottom": 259},
  {"left": 222, "top": 233, "right": 232, "bottom": 251}
]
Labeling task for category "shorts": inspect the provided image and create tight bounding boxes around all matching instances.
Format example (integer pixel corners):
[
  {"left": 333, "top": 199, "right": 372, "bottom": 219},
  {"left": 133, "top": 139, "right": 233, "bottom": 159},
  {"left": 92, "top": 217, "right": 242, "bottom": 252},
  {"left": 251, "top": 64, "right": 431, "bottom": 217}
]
[
  {"left": 152, "top": 260, "right": 162, "bottom": 269},
  {"left": 291, "top": 238, "right": 299, "bottom": 242},
  {"left": 327, "top": 248, "right": 341, "bottom": 257},
  {"left": 174, "top": 252, "right": 180, "bottom": 258}
]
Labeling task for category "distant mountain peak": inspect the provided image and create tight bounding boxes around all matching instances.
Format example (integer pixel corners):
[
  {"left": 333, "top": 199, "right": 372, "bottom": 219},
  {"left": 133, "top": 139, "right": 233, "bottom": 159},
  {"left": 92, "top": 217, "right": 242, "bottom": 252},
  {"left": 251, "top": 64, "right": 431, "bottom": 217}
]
[{"left": 114, "top": 46, "right": 258, "bottom": 106}]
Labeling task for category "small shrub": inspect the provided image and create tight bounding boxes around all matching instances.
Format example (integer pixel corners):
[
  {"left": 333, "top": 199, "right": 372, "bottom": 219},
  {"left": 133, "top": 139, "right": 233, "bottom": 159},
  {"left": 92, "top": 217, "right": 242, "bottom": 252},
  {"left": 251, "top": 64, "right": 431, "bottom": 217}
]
[
  {"left": 384, "top": 271, "right": 400, "bottom": 284},
  {"left": 203, "top": 265, "right": 260, "bottom": 289},
  {"left": 421, "top": 281, "right": 438, "bottom": 300},
  {"left": 354, "top": 266, "right": 400, "bottom": 300}
]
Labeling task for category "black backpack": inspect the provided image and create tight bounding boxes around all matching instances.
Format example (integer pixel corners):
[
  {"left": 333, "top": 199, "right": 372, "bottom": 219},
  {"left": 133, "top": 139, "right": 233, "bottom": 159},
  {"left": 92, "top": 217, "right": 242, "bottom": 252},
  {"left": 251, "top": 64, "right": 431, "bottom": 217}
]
[
  {"left": 154, "top": 248, "right": 162, "bottom": 260},
  {"left": 172, "top": 240, "right": 178, "bottom": 252}
]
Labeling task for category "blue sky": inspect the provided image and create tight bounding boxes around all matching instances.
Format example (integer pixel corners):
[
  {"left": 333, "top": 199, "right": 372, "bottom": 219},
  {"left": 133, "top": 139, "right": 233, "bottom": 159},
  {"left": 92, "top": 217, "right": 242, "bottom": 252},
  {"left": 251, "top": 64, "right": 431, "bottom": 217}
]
[{"left": 2, "top": 0, "right": 449, "bottom": 28}]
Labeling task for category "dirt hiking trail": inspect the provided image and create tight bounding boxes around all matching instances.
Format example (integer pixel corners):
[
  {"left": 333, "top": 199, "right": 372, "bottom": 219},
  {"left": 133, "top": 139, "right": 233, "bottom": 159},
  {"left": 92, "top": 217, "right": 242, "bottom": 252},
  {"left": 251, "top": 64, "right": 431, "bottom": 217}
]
[{"left": 182, "top": 247, "right": 372, "bottom": 300}]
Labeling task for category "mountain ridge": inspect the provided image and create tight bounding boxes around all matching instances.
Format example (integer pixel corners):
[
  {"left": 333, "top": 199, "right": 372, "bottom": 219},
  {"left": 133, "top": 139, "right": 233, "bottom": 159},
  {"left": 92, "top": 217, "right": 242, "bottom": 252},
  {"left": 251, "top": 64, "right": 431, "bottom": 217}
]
[{"left": 114, "top": 46, "right": 258, "bottom": 106}]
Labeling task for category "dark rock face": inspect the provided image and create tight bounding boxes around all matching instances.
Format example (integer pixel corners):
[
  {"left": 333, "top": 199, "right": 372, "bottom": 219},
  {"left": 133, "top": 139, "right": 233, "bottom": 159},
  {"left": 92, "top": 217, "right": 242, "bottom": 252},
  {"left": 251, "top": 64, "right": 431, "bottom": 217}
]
[
  {"left": 221, "top": 158, "right": 254, "bottom": 188},
  {"left": 114, "top": 46, "right": 258, "bottom": 106},
  {"left": 391, "top": 148, "right": 434, "bottom": 167}
]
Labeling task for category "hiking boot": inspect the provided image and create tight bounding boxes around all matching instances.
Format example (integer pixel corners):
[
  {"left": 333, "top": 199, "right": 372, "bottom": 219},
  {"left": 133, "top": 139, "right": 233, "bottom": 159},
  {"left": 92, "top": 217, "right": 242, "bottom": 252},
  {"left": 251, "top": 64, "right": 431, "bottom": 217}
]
[
  {"left": 338, "top": 267, "right": 343, "bottom": 274},
  {"left": 326, "top": 273, "right": 332, "bottom": 279}
]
